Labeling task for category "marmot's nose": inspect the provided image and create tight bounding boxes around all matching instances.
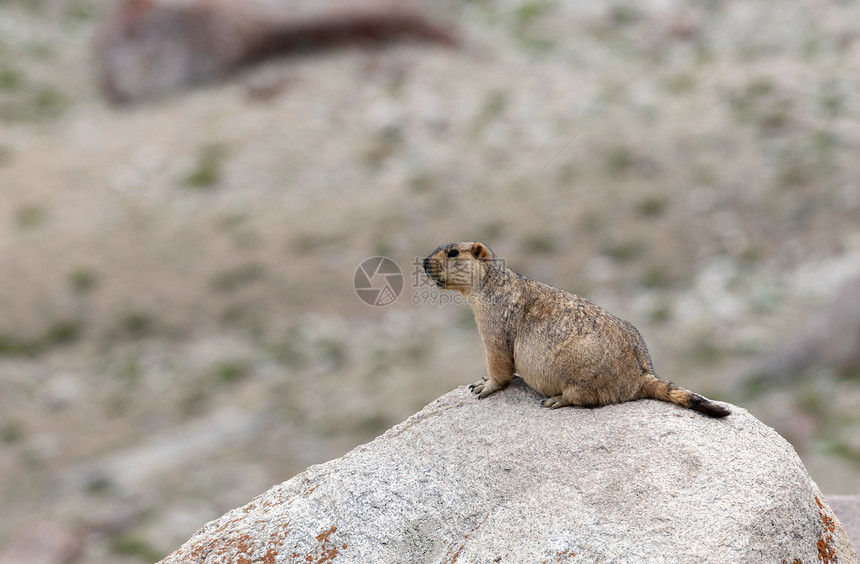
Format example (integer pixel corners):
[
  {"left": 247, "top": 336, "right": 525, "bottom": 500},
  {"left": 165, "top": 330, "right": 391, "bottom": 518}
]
[{"left": 423, "top": 257, "right": 430, "bottom": 270}]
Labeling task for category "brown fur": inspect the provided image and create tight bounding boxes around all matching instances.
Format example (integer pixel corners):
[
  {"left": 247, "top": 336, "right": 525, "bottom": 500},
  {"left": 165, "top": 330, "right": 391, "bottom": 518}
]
[{"left": 423, "top": 241, "right": 730, "bottom": 418}]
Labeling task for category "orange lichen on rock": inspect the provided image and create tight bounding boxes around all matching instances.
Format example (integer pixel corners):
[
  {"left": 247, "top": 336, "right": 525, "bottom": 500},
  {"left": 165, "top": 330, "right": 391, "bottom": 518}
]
[
  {"left": 290, "top": 524, "right": 342, "bottom": 563},
  {"left": 814, "top": 496, "right": 838, "bottom": 564},
  {"left": 303, "top": 485, "right": 318, "bottom": 496},
  {"left": 776, "top": 495, "right": 846, "bottom": 564},
  {"left": 315, "top": 525, "right": 337, "bottom": 544}
]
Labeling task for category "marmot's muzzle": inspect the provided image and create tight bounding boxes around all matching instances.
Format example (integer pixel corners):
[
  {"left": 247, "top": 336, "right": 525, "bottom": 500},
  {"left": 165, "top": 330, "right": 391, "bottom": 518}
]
[{"left": 423, "top": 256, "right": 445, "bottom": 287}]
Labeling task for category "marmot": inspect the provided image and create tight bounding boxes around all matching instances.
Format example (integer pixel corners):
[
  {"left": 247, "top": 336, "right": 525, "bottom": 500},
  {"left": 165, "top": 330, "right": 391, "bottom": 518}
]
[{"left": 423, "top": 241, "right": 730, "bottom": 418}]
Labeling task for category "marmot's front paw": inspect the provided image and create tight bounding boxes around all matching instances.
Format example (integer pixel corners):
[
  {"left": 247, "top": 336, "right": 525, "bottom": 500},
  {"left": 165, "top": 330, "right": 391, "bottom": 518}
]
[
  {"left": 469, "top": 379, "right": 487, "bottom": 395},
  {"left": 469, "top": 378, "right": 502, "bottom": 399}
]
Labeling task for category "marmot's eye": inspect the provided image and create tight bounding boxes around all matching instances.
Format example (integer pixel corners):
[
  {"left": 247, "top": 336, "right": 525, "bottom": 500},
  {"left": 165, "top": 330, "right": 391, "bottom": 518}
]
[{"left": 447, "top": 249, "right": 460, "bottom": 258}]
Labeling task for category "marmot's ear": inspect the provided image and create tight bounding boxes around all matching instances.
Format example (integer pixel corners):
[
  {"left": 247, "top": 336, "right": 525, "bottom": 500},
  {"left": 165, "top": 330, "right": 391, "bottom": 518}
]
[{"left": 471, "top": 243, "right": 490, "bottom": 260}]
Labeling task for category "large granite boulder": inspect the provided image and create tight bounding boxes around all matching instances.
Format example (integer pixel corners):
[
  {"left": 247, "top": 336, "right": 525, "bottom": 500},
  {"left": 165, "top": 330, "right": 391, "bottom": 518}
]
[{"left": 160, "top": 379, "right": 858, "bottom": 563}]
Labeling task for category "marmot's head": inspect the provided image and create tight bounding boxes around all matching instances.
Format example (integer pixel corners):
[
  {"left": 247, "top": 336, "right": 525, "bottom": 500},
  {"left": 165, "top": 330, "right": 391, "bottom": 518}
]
[{"left": 423, "top": 242, "right": 495, "bottom": 294}]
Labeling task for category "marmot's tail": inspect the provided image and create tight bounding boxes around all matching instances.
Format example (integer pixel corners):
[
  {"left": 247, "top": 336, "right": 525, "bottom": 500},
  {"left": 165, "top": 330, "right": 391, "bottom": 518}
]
[{"left": 639, "top": 374, "right": 731, "bottom": 418}]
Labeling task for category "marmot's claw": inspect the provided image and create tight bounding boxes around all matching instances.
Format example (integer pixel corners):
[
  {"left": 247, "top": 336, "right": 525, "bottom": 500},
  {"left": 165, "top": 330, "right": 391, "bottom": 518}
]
[
  {"left": 469, "top": 380, "right": 485, "bottom": 395},
  {"left": 542, "top": 395, "right": 564, "bottom": 408}
]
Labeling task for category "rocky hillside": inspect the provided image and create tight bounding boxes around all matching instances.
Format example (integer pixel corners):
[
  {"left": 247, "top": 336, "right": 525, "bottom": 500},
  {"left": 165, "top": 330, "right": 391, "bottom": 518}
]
[{"left": 1, "top": 0, "right": 860, "bottom": 562}]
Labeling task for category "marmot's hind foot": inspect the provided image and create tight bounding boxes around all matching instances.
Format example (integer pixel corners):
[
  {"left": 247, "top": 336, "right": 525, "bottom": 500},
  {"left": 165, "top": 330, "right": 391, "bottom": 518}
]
[{"left": 542, "top": 395, "right": 571, "bottom": 409}]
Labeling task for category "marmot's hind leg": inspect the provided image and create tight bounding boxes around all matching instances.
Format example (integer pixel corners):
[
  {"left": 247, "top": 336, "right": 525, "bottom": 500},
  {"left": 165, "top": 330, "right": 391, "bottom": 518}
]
[
  {"left": 542, "top": 387, "right": 594, "bottom": 409},
  {"left": 542, "top": 395, "right": 570, "bottom": 408}
]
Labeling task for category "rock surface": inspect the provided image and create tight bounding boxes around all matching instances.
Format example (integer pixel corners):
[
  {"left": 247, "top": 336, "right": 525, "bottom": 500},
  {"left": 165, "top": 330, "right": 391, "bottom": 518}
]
[{"left": 160, "top": 380, "right": 857, "bottom": 563}]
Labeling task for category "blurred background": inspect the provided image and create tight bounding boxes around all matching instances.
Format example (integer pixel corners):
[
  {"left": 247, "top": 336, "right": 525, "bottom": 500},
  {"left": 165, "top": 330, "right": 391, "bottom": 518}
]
[{"left": 1, "top": 0, "right": 859, "bottom": 561}]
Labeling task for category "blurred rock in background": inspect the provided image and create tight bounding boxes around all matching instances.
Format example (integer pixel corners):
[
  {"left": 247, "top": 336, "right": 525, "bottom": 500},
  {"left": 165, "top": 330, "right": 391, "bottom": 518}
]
[
  {"left": 95, "top": 0, "right": 457, "bottom": 104},
  {"left": 749, "top": 267, "right": 860, "bottom": 386}
]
